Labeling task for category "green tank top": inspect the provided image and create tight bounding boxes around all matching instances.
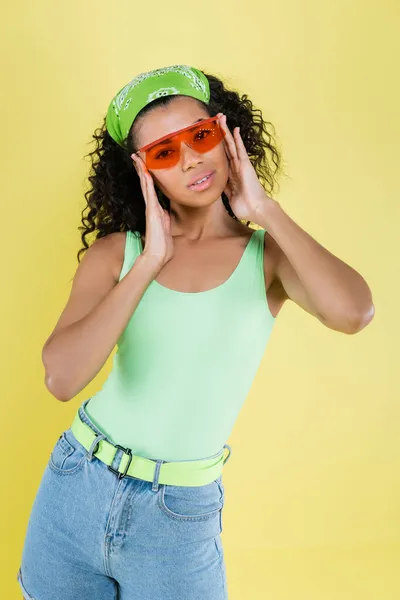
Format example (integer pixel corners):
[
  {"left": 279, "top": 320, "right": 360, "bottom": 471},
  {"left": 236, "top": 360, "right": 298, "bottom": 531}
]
[{"left": 85, "top": 228, "right": 276, "bottom": 461}]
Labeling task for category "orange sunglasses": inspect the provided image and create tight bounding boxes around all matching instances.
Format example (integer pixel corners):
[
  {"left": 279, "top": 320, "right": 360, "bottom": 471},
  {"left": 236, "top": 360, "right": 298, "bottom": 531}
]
[{"left": 134, "top": 115, "right": 226, "bottom": 170}]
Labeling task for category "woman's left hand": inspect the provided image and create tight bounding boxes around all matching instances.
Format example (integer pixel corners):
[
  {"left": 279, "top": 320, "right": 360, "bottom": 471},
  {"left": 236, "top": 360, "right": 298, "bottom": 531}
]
[{"left": 217, "top": 113, "right": 277, "bottom": 223}]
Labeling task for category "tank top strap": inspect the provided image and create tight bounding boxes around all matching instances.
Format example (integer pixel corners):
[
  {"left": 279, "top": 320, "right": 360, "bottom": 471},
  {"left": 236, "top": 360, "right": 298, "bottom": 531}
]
[
  {"left": 254, "top": 227, "right": 267, "bottom": 291},
  {"left": 238, "top": 227, "right": 265, "bottom": 267},
  {"left": 254, "top": 227, "right": 266, "bottom": 265},
  {"left": 118, "top": 230, "right": 141, "bottom": 282},
  {"left": 231, "top": 227, "right": 266, "bottom": 294}
]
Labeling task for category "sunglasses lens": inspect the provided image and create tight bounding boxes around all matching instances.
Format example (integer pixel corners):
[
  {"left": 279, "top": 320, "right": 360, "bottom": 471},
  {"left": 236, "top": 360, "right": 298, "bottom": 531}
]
[
  {"left": 144, "top": 144, "right": 180, "bottom": 170},
  {"left": 189, "top": 120, "right": 226, "bottom": 153},
  {"left": 144, "top": 119, "right": 226, "bottom": 170}
]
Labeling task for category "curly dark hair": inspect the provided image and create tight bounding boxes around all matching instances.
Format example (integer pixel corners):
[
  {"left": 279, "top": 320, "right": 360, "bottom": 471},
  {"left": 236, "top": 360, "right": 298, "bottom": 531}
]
[{"left": 77, "top": 69, "right": 286, "bottom": 263}]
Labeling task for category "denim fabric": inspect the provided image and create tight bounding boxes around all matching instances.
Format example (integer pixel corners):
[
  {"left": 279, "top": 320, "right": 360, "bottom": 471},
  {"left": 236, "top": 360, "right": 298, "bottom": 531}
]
[{"left": 17, "top": 398, "right": 230, "bottom": 599}]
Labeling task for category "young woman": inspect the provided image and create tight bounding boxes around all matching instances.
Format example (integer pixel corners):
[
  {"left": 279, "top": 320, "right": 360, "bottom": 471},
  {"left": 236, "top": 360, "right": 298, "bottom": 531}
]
[{"left": 17, "top": 65, "right": 374, "bottom": 600}]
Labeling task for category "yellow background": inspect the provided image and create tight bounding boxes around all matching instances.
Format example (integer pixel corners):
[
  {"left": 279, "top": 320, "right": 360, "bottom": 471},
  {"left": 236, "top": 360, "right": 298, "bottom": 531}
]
[{"left": 2, "top": 0, "right": 398, "bottom": 598}]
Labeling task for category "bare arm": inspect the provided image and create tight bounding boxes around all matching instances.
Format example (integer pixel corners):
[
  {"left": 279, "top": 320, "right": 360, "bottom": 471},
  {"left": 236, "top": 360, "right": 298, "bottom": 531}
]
[{"left": 42, "top": 233, "right": 160, "bottom": 402}]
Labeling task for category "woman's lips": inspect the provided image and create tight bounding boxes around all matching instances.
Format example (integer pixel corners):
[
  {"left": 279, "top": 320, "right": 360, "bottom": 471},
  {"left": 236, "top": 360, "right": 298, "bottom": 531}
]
[{"left": 187, "top": 171, "right": 215, "bottom": 191}]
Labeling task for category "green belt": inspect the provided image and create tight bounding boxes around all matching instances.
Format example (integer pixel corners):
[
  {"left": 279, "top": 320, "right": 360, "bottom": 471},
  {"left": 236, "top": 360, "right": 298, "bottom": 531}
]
[{"left": 71, "top": 410, "right": 231, "bottom": 487}]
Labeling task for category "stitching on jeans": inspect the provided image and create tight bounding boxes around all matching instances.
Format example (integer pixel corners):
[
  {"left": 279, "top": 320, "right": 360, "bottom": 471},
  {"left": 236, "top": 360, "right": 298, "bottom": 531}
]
[
  {"left": 49, "top": 454, "right": 87, "bottom": 475},
  {"left": 214, "top": 537, "right": 227, "bottom": 598},
  {"left": 158, "top": 483, "right": 222, "bottom": 522}
]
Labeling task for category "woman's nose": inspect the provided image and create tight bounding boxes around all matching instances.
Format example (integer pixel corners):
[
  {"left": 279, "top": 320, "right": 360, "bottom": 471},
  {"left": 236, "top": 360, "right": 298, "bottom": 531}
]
[{"left": 180, "top": 141, "right": 202, "bottom": 167}]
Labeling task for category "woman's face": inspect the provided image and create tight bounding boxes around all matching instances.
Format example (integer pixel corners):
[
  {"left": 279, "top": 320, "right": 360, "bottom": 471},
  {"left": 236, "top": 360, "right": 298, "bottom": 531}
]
[{"left": 132, "top": 96, "right": 229, "bottom": 207}]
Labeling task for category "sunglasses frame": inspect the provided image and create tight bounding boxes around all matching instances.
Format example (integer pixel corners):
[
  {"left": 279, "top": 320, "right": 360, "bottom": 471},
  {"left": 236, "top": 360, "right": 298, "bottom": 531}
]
[{"left": 134, "top": 115, "right": 222, "bottom": 156}]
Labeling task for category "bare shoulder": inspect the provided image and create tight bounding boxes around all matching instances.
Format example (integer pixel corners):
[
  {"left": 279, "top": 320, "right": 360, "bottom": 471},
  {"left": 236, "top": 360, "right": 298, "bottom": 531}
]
[
  {"left": 102, "top": 231, "right": 128, "bottom": 282},
  {"left": 42, "top": 232, "right": 126, "bottom": 349},
  {"left": 80, "top": 231, "right": 128, "bottom": 282}
]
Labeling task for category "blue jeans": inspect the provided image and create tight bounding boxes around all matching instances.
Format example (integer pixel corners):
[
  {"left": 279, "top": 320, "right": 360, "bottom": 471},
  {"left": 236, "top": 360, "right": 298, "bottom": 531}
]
[{"left": 17, "top": 398, "right": 230, "bottom": 599}]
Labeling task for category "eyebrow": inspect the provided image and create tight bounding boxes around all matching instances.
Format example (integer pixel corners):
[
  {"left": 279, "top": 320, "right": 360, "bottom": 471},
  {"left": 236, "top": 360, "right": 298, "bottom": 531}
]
[{"left": 152, "top": 118, "right": 207, "bottom": 146}]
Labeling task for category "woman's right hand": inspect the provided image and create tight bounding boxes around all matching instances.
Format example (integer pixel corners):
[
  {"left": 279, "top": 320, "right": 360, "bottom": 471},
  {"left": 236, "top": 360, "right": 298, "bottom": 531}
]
[{"left": 131, "top": 153, "right": 174, "bottom": 269}]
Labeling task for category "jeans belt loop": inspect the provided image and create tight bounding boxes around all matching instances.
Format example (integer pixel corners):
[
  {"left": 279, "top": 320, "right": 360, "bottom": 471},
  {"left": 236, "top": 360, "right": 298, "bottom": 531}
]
[
  {"left": 87, "top": 433, "right": 107, "bottom": 462},
  {"left": 151, "top": 459, "right": 165, "bottom": 492}
]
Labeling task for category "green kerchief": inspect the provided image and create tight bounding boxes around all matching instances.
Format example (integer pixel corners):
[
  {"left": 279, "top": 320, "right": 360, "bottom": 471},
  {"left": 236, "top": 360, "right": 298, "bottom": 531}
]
[{"left": 105, "top": 65, "right": 210, "bottom": 148}]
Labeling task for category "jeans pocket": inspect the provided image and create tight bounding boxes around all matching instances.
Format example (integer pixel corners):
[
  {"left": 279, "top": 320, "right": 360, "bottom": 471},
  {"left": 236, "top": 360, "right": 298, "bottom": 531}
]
[
  {"left": 158, "top": 474, "right": 225, "bottom": 522},
  {"left": 49, "top": 428, "right": 87, "bottom": 475}
]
